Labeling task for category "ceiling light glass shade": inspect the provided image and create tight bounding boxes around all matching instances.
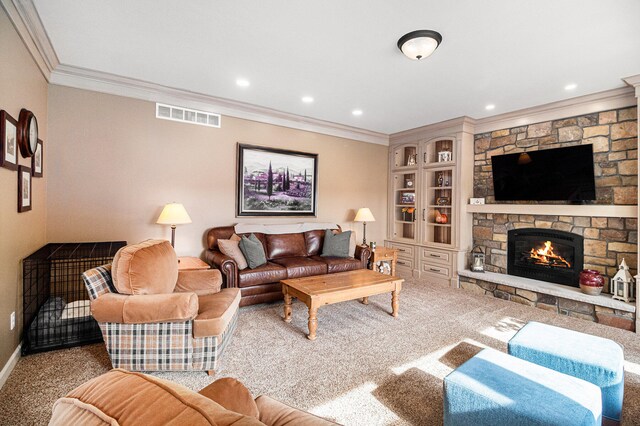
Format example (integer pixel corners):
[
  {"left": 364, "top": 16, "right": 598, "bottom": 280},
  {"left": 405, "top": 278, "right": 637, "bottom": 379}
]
[
  {"left": 157, "top": 203, "right": 192, "bottom": 225},
  {"left": 397, "top": 30, "right": 442, "bottom": 60},
  {"left": 354, "top": 207, "right": 376, "bottom": 222}
]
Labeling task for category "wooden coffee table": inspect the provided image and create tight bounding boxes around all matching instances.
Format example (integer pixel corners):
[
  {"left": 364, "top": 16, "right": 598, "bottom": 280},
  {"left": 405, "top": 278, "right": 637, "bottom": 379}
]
[{"left": 281, "top": 269, "right": 403, "bottom": 340}]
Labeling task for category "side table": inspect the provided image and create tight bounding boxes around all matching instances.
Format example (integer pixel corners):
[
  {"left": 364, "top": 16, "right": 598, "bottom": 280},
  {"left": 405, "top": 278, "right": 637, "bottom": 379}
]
[
  {"left": 369, "top": 247, "right": 399, "bottom": 276},
  {"left": 178, "top": 256, "right": 210, "bottom": 271}
]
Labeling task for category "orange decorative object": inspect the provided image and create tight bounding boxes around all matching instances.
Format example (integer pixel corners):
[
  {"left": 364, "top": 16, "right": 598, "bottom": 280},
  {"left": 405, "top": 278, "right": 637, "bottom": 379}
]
[
  {"left": 440, "top": 213, "right": 448, "bottom": 224},
  {"left": 434, "top": 210, "right": 442, "bottom": 223}
]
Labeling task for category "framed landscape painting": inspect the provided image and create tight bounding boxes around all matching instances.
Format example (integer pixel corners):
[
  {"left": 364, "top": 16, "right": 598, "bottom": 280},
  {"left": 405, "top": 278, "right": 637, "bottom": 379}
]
[{"left": 237, "top": 144, "right": 318, "bottom": 216}]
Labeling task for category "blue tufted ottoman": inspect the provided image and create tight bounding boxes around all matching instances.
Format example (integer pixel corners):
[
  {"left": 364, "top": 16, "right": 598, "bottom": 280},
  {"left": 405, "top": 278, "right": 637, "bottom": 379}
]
[
  {"left": 508, "top": 321, "right": 624, "bottom": 423},
  {"left": 444, "top": 348, "right": 602, "bottom": 426}
]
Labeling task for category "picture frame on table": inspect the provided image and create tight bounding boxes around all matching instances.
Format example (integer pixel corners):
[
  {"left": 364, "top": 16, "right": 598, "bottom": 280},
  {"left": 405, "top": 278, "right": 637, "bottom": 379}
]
[
  {"left": 32, "top": 139, "right": 43, "bottom": 177},
  {"left": 237, "top": 143, "right": 318, "bottom": 217},
  {"left": 18, "top": 165, "right": 32, "bottom": 212},
  {"left": 1, "top": 110, "right": 18, "bottom": 170}
]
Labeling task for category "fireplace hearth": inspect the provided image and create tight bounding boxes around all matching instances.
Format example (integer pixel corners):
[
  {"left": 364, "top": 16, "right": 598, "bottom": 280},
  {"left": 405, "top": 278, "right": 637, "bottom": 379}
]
[{"left": 507, "top": 228, "right": 584, "bottom": 287}]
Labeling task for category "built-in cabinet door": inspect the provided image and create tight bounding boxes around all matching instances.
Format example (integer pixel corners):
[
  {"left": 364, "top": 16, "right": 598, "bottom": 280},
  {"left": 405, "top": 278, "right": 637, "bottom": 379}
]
[
  {"left": 421, "top": 166, "right": 454, "bottom": 246},
  {"left": 390, "top": 143, "right": 420, "bottom": 243},
  {"left": 391, "top": 143, "right": 419, "bottom": 169},
  {"left": 391, "top": 171, "right": 418, "bottom": 242},
  {"left": 419, "top": 137, "right": 456, "bottom": 247}
]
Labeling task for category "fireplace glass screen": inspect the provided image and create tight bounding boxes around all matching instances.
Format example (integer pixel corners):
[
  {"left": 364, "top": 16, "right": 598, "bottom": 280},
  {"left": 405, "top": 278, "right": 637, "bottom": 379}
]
[
  {"left": 507, "top": 228, "right": 583, "bottom": 287},
  {"left": 513, "top": 240, "right": 574, "bottom": 270}
]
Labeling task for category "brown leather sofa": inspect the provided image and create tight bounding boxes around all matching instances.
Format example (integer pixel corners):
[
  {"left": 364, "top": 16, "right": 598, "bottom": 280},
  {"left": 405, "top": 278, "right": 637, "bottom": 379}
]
[
  {"left": 205, "top": 226, "right": 371, "bottom": 306},
  {"left": 49, "top": 368, "right": 338, "bottom": 425}
]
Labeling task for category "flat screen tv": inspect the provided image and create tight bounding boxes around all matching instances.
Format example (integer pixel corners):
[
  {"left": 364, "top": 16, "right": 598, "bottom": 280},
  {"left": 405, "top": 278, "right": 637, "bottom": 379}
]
[{"left": 491, "top": 144, "right": 596, "bottom": 201}]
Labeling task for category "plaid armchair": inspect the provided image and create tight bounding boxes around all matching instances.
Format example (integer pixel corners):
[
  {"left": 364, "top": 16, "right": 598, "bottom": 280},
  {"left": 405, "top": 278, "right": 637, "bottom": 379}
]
[{"left": 82, "top": 240, "right": 240, "bottom": 374}]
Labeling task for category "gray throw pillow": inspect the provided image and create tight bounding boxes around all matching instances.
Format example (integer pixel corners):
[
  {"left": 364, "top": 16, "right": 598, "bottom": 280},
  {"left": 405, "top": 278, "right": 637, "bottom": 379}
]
[
  {"left": 238, "top": 233, "right": 267, "bottom": 269},
  {"left": 322, "top": 230, "right": 351, "bottom": 257}
]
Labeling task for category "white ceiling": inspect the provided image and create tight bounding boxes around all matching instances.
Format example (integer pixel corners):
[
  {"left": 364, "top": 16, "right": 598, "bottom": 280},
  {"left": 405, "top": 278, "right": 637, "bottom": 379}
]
[{"left": 33, "top": 0, "right": 640, "bottom": 135}]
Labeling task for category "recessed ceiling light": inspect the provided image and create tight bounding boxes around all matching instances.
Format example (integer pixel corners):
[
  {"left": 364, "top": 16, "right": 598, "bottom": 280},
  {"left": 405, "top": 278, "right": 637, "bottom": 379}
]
[
  {"left": 236, "top": 78, "right": 250, "bottom": 87},
  {"left": 485, "top": 104, "right": 495, "bottom": 111},
  {"left": 565, "top": 83, "right": 577, "bottom": 91},
  {"left": 302, "top": 96, "right": 314, "bottom": 103},
  {"left": 352, "top": 109, "right": 363, "bottom": 116}
]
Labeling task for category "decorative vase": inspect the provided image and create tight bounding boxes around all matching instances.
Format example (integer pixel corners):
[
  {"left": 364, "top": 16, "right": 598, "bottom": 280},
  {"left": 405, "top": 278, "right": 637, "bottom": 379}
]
[{"left": 579, "top": 269, "right": 604, "bottom": 296}]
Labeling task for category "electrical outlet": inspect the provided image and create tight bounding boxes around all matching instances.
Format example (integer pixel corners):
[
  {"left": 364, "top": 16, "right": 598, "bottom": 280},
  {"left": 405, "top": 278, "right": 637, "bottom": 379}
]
[{"left": 10, "top": 312, "right": 15, "bottom": 330}]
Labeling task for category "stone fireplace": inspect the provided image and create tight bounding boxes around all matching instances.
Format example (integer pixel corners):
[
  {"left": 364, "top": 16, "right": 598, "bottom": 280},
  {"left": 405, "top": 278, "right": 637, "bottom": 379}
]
[
  {"left": 459, "top": 105, "right": 638, "bottom": 331},
  {"left": 507, "top": 228, "right": 583, "bottom": 287}
]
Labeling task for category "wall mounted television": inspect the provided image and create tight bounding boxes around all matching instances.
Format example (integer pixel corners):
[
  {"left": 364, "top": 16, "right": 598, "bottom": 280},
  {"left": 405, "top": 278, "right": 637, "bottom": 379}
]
[{"left": 491, "top": 144, "right": 596, "bottom": 201}]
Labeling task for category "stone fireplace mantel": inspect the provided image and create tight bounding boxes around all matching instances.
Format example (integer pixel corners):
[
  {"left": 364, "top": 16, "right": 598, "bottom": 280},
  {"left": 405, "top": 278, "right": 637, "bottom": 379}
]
[
  {"left": 458, "top": 269, "right": 635, "bottom": 313},
  {"left": 466, "top": 204, "right": 636, "bottom": 218}
]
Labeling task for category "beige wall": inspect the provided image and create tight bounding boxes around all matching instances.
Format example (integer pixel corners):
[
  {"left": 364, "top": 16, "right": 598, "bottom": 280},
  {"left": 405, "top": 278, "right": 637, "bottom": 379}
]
[
  {"left": 0, "top": 9, "right": 48, "bottom": 368},
  {"left": 47, "top": 86, "right": 388, "bottom": 258}
]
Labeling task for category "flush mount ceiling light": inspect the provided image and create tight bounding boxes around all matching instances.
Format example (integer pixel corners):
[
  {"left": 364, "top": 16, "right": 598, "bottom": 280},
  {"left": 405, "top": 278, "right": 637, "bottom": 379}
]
[{"left": 397, "top": 30, "right": 442, "bottom": 60}]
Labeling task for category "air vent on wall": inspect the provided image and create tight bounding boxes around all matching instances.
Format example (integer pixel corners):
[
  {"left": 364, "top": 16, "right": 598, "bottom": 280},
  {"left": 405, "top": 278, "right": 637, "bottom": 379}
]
[{"left": 156, "top": 103, "right": 221, "bottom": 128}]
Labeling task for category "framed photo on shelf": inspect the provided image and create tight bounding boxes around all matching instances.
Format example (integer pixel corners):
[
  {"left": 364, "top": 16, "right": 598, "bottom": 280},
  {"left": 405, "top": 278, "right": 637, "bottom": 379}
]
[
  {"left": 1, "top": 110, "right": 18, "bottom": 170},
  {"left": 438, "top": 151, "right": 452, "bottom": 162},
  {"left": 32, "top": 139, "right": 43, "bottom": 177},
  {"left": 237, "top": 143, "right": 318, "bottom": 216},
  {"left": 400, "top": 192, "right": 415, "bottom": 204},
  {"left": 18, "top": 165, "right": 32, "bottom": 212}
]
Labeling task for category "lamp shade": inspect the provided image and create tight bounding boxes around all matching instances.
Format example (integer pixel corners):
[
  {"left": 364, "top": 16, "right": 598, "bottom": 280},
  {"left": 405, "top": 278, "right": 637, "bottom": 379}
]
[
  {"left": 397, "top": 30, "right": 442, "bottom": 60},
  {"left": 156, "top": 203, "right": 192, "bottom": 225},
  {"left": 354, "top": 208, "right": 376, "bottom": 222}
]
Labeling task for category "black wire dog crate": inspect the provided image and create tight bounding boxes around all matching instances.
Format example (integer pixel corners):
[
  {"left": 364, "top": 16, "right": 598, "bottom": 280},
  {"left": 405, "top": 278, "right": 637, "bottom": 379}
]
[{"left": 22, "top": 241, "right": 126, "bottom": 355}]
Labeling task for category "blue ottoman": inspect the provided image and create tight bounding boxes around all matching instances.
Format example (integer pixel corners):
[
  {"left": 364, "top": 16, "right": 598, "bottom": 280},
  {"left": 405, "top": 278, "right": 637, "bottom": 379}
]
[
  {"left": 444, "top": 348, "right": 601, "bottom": 425},
  {"left": 508, "top": 321, "right": 624, "bottom": 422}
]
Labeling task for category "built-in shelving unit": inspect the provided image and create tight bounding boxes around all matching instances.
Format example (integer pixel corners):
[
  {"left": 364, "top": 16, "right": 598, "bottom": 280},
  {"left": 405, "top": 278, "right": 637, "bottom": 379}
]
[{"left": 386, "top": 118, "right": 475, "bottom": 285}]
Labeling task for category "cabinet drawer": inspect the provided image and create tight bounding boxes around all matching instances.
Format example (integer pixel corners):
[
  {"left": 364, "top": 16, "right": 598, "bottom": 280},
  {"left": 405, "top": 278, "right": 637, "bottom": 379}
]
[
  {"left": 387, "top": 242, "right": 414, "bottom": 260},
  {"left": 420, "top": 248, "right": 450, "bottom": 264},
  {"left": 395, "top": 257, "right": 414, "bottom": 270},
  {"left": 420, "top": 262, "right": 450, "bottom": 277}
]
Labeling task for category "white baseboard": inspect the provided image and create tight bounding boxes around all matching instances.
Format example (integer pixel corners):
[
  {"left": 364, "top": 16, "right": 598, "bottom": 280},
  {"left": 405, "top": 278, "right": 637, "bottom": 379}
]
[{"left": 0, "top": 344, "right": 21, "bottom": 390}]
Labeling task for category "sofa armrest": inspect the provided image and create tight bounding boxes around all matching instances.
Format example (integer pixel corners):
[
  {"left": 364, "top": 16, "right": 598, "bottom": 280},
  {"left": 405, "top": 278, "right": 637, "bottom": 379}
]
[
  {"left": 205, "top": 249, "right": 239, "bottom": 288},
  {"left": 354, "top": 244, "right": 371, "bottom": 269},
  {"left": 175, "top": 269, "right": 222, "bottom": 296},
  {"left": 199, "top": 377, "right": 260, "bottom": 419},
  {"left": 91, "top": 292, "right": 198, "bottom": 324},
  {"left": 255, "top": 395, "right": 339, "bottom": 425}
]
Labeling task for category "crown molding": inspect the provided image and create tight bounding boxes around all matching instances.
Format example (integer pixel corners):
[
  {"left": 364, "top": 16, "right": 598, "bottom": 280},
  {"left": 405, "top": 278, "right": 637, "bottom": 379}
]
[
  {"left": 473, "top": 86, "right": 636, "bottom": 134},
  {"left": 390, "top": 116, "right": 477, "bottom": 145},
  {"left": 49, "top": 64, "right": 389, "bottom": 146},
  {"left": 1, "top": 0, "right": 59, "bottom": 81},
  {"left": 624, "top": 74, "right": 640, "bottom": 97}
]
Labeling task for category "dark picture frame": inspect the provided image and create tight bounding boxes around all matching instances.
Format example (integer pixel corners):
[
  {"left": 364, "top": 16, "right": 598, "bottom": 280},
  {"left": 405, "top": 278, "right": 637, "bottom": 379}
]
[
  {"left": 18, "top": 165, "right": 32, "bottom": 212},
  {"left": 1, "top": 110, "right": 18, "bottom": 170},
  {"left": 237, "top": 143, "right": 318, "bottom": 217},
  {"left": 32, "top": 139, "right": 43, "bottom": 177}
]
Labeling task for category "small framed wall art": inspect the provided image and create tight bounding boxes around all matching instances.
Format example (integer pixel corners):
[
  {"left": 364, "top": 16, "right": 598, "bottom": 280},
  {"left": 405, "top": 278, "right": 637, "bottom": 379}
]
[
  {"left": 32, "top": 139, "right": 43, "bottom": 177},
  {"left": 18, "top": 165, "right": 32, "bottom": 212},
  {"left": 1, "top": 110, "right": 18, "bottom": 170}
]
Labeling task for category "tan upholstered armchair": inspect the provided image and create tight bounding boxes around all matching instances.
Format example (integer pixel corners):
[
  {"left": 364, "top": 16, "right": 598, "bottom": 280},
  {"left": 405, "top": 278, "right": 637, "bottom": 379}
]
[{"left": 82, "top": 240, "right": 240, "bottom": 374}]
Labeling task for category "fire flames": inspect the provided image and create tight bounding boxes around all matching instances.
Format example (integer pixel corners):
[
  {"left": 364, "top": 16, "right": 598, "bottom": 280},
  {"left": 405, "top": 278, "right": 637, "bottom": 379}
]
[{"left": 529, "top": 241, "right": 571, "bottom": 268}]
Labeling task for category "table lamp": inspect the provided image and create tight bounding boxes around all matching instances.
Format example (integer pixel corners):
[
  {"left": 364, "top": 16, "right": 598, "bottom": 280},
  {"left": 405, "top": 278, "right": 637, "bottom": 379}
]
[
  {"left": 156, "top": 202, "right": 192, "bottom": 247},
  {"left": 354, "top": 207, "right": 375, "bottom": 245}
]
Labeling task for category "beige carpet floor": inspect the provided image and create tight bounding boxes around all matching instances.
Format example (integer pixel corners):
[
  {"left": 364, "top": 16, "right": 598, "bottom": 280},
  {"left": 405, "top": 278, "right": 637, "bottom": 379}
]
[{"left": 2, "top": 278, "right": 640, "bottom": 425}]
